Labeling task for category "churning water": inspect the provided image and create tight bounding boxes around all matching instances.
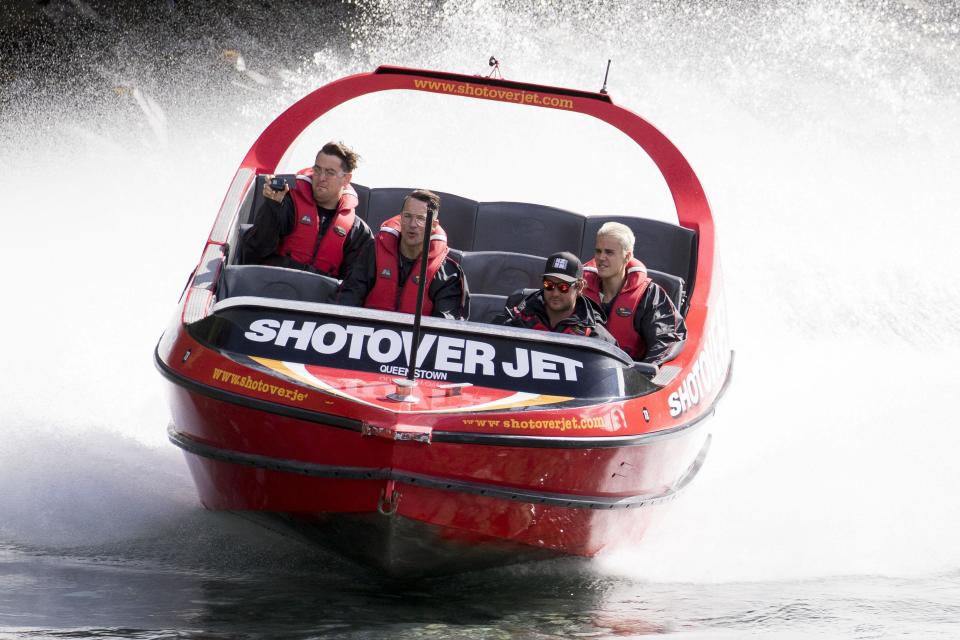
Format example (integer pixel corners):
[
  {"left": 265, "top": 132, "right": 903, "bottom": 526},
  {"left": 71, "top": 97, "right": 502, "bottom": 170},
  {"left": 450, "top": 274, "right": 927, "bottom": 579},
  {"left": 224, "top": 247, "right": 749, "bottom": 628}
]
[{"left": 1, "top": 1, "right": 959, "bottom": 637}]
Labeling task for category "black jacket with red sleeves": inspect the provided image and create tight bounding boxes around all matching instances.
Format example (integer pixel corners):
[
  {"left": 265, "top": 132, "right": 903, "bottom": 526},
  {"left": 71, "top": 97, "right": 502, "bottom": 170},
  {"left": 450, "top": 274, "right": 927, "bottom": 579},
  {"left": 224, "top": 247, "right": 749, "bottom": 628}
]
[{"left": 497, "top": 290, "right": 616, "bottom": 345}]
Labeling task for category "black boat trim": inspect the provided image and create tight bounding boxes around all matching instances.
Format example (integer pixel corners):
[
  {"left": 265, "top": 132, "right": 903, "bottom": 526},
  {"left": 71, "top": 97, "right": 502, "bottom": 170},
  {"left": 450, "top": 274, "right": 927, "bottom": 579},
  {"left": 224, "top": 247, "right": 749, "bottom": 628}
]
[
  {"left": 156, "top": 345, "right": 734, "bottom": 449},
  {"left": 168, "top": 426, "right": 710, "bottom": 511},
  {"left": 374, "top": 65, "right": 614, "bottom": 103}
]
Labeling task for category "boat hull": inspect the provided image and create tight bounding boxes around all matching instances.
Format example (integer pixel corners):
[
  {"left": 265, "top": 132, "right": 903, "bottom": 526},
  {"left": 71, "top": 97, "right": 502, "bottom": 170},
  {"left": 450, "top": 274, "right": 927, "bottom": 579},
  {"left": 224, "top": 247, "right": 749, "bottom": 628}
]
[{"left": 163, "top": 363, "right": 719, "bottom": 574}]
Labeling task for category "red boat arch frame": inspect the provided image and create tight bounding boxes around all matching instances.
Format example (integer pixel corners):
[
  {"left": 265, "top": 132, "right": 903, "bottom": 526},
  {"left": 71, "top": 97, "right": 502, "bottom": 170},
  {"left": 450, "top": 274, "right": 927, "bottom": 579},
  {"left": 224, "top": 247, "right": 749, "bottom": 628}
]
[{"left": 194, "top": 66, "right": 719, "bottom": 376}]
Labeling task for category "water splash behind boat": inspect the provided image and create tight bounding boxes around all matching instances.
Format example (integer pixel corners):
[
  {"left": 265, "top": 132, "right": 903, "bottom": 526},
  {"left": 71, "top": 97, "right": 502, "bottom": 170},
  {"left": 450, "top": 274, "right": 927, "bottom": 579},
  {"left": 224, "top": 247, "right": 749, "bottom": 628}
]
[{"left": 0, "top": 0, "right": 958, "bottom": 583}]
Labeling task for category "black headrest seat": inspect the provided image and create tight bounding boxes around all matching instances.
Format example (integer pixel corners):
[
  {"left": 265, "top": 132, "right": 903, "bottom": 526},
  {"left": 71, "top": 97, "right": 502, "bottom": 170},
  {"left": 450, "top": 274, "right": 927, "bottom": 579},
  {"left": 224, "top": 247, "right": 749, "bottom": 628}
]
[
  {"left": 505, "top": 288, "right": 540, "bottom": 309},
  {"left": 239, "top": 175, "right": 264, "bottom": 225},
  {"left": 237, "top": 177, "right": 698, "bottom": 311},
  {"left": 646, "top": 268, "right": 686, "bottom": 311},
  {"left": 219, "top": 264, "right": 340, "bottom": 303},
  {"left": 352, "top": 183, "right": 371, "bottom": 221},
  {"left": 473, "top": 202, "right": 587, "bottom": 256},
  {"left": 460, "top": 251, "right": 546, "bottom": 296},
  {"left": 468, "top": 293, "right": 508, "bottom": 324},
  {"left": 365, "top": 188, "right": 479, "bottom": 250},
  {"left": 580, "top": 216, "right": 697, "bottom": 297}
]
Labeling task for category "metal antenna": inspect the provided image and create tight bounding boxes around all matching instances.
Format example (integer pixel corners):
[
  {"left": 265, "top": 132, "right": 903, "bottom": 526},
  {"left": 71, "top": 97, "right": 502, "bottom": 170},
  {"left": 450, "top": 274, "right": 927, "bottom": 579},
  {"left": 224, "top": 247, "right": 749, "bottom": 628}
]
[
  {"left": 600, "top": 59, "right": 612, "bottom": 94},
  {"left": 406, "top": 202, "right": 435, "bottom": 384}
]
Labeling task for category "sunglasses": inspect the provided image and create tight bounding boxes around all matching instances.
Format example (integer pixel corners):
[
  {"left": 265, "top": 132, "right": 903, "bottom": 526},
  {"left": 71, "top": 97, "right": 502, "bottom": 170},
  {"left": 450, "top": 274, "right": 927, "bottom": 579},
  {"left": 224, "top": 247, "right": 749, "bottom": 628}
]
[{"left": 542, "top": 279, "right": 574, "bottom": 293}]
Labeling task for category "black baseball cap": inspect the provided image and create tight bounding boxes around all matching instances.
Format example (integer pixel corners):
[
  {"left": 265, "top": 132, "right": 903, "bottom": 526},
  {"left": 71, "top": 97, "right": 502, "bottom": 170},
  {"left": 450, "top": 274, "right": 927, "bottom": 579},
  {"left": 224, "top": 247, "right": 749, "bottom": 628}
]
[{"left": 542, "top": 252, "right": 583, "bottom": 283}]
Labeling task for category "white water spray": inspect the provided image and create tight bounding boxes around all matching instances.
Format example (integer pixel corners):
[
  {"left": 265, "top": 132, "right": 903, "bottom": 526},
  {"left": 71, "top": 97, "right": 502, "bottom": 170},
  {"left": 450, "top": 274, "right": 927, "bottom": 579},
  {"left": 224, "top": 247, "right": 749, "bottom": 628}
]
[{"left": 1, "top": 1, "right": 958, "bottom": 581}]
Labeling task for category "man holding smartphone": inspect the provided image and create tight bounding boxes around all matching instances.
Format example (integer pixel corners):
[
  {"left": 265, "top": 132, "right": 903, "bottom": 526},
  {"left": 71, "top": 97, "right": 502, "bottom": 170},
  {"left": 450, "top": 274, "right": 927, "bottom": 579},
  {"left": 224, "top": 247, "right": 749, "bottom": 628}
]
[{"left": 239, "top": 141, "right": 373, "bottom": 280}]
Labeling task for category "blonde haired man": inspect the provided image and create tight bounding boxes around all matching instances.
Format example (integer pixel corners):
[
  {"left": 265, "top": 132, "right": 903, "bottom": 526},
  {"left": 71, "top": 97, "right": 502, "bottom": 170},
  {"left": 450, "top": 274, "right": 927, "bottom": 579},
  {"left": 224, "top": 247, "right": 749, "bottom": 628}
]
[{"left": 582, "top": 222, "right": 686, "bottom": 365}]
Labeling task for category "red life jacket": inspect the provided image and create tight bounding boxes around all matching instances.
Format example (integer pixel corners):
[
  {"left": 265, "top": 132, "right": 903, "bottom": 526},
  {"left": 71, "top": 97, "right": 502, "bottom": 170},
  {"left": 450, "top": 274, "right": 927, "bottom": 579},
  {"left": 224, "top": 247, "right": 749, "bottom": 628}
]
[
  {"left": 364, "top": 215, "right": 449, "bottom": 315},
  {"left": 276, "top": 168, "right": 357, "bottom": 276},
  {"left": 583, "top": 257, "right": 651, "bottom": 358}
]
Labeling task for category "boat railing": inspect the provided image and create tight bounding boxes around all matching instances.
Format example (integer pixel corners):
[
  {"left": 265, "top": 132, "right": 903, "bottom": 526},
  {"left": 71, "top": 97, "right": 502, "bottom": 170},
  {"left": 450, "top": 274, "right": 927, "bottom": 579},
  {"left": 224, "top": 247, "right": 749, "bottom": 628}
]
[{"left": 219, "top": 264, "right": 340, "bottom": 304}]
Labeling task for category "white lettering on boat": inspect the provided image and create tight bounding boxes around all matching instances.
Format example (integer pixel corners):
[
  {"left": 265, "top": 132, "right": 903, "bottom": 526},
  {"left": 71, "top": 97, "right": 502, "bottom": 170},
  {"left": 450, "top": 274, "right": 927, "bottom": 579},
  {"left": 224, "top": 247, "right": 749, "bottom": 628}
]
[
  {"left": 378, "top": 364, "right": 449, "bottom": 380},
  {"left": 667, "top": 297, "right": 730, "bottom": 418},
  {"left": 244, "top": 320, "right": 584, "bottom": 382}
]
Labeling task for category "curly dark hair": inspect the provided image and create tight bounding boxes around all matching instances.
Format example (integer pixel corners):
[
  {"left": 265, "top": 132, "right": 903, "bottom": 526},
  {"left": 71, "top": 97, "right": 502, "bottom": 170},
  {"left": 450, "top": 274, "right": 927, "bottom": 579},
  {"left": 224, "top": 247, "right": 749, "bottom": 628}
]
[{"left": 319, "top": 141, "right": 360, "bottom": 173}]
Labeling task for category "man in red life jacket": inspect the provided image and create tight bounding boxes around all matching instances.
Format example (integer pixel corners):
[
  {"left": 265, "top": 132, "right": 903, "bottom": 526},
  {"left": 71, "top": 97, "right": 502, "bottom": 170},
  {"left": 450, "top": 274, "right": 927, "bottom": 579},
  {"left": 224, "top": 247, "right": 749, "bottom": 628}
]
[
  {"left": 498, "top": 252, "right": 615, "bottom": 344},
  {"left": 583, "top": 222, "right": 686, "bottom": 365},
  {"left": 239, "top": 141, "right": 373, "bottom": 280},
  {"left": 336, "top": 189, "right": 470, "bottom": 320}
]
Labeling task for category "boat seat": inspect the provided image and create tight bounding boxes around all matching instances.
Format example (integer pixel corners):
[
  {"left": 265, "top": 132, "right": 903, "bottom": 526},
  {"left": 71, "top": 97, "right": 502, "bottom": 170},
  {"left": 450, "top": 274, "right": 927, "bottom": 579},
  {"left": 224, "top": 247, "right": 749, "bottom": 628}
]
[
  {"left": 460, "top": 251, "right": 545, "bottom": 296},
  {"left": 469, "top": 293, "right": 508, "bottom": 323},
  {"left": 473, "top": 202, "right": 586, "bottom": 256},
  {"left": 219, "top": 264, "right": 340, "bottom": 303},
  {"left": 239, "top": 177, "right": 696, "bottom": 313},
  {"left": 365, "top": 188, "right": 479, "bottom": 250},
  {"left": 504, "top": 288, "right": 539, "bottom": 310},
  {"left": 647, "top": 269, "right": 686, "bottom": 311},
  {"left": 238, "top": 177, "right": 259, "bottom": 225},
  {"left": 353, "top": 183, "right": 371, "bottom": 221}
]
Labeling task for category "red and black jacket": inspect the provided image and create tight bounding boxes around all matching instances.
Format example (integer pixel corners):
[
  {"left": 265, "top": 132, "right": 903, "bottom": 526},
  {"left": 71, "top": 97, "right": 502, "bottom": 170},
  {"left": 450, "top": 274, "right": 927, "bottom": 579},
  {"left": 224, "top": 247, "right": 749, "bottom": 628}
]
[
  {"left": 275, "top": 171, "right": 358, "bottom": 276},
  {"left": 364, "top": 215, "right": 449, "bottom": 315},
  {"left": 583, "top": 258, "right": 651, "bottom": 359},
  {"left": 501, "top": 290, "right": 615, "bottom": 344}
]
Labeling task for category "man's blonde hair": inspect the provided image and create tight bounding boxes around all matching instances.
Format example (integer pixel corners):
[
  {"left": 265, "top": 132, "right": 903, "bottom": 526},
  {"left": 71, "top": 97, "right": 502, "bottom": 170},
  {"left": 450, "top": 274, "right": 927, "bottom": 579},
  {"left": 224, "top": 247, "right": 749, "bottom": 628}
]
[{"left": 596, "top": 222, "right": 635, "bottom": 254}]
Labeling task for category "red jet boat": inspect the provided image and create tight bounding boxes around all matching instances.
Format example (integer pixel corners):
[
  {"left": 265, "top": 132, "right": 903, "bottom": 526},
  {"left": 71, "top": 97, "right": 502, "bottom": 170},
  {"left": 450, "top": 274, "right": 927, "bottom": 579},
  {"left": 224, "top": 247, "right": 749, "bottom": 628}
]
[{"left": 156, "top": 66, "right": 733, "bottom": 575}]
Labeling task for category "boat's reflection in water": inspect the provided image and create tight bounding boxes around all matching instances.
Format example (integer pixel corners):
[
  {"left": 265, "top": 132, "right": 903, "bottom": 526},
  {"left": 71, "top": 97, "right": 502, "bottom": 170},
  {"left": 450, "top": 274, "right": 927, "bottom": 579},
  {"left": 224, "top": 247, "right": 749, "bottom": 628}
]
[
  {"left": 188, "top": 562, "right": 665, "bottom": 637},
  {"left": 11, "top": 536, "right": 954, "bottom": 637},
  {"left": 1, "top": 537, "right": 671, "bottom": 636}
]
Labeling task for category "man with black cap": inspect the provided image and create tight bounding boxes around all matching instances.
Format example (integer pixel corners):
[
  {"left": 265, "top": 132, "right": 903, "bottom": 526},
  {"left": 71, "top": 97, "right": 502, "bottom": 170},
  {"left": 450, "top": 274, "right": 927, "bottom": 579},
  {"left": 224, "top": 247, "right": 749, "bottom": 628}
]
[{"left": 497, "top": 252, "right": 615, "bottom": 342}]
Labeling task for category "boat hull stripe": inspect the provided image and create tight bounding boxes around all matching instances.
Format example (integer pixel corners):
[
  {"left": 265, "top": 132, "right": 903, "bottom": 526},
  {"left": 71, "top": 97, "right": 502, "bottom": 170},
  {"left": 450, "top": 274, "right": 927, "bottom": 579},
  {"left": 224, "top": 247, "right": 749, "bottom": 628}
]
[{"left": 168, "top": 426, "right": 711, "bottom": 510}]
